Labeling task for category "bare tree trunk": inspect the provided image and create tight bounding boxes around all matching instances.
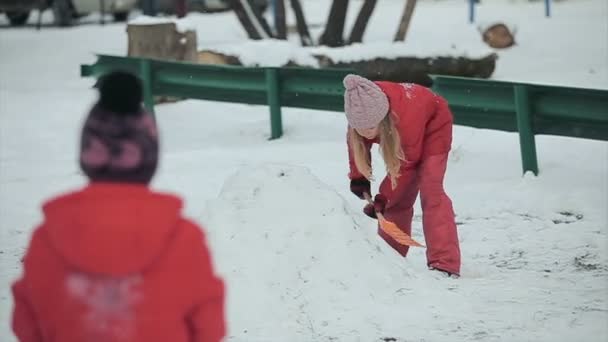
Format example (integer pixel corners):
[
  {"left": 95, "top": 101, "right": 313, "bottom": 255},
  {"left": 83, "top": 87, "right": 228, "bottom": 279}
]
[
  {"left": 318, "top": 0, "right": 350, "bottom": 47},
  {"left": 348, "top": 0, "right": 377, "bottom": 44},
  {"left": 289, "top": 0, "right": 313, "bottom": 46},
  {"left": 142, "top": 0, "right": 158, "bottom": 16},
  {"left": 230, "top": 0, "right": 273, "bottom": 40},
  {"left": 174, "top": 0, "right": 187, "bottom": 18},
  {"left": 273, "top": 0, "right": 287, "bottom": 39},
  {"left": 394, "top": 0, "right": 417, "bottom": 42}
]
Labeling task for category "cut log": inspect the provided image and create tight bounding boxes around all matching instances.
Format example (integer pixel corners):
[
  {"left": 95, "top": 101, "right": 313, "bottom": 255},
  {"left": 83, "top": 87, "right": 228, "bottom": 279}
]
[
  {"left": 317, "top": 53, "right": 498, "bottom": 86},
  {"left": 481, "top": 23, "right": 516, "bottom": 49},
  {"left": 198, "top": 50, "right": 243, "bottom": 65},
  {"left": 196, "top": 49, "right": 498, "bottom": 87}
]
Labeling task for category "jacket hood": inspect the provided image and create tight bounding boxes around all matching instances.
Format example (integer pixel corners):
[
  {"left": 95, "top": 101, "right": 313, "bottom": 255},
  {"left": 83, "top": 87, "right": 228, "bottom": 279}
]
[{"left": 41, "top": 183, "right": 183, "bottom": 276}]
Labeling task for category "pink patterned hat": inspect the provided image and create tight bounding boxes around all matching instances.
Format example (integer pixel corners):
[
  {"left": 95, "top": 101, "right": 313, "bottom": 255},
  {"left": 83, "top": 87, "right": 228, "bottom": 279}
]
[{"left": 343, "top": 74, "right": 389, "bottom": 129}]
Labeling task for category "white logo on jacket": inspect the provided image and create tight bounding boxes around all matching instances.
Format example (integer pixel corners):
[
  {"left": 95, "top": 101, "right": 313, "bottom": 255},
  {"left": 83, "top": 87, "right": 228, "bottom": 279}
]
[{"left": 66, "top": 272, "right": 143, "bottom": 339}]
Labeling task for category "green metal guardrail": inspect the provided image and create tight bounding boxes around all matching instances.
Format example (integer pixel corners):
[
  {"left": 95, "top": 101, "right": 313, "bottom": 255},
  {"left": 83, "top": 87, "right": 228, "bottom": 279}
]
[
  {"left": 431, "top": 76, "right": 608, "bottom": 174},
  {"left": 81, "top": 54, "right": 608, "bottom": 175},
  {"left": 80, "top": 54, "right": 351, "bottom": 140}
]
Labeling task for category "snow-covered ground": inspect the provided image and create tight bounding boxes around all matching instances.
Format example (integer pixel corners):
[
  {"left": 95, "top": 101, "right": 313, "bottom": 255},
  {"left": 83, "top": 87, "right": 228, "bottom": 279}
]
[{"left": 1, "top": 0, "right": 607, "bottom": 341}]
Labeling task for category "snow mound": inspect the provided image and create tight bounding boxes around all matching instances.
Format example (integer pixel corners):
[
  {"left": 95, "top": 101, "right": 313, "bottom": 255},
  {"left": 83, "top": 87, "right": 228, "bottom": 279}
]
[
  {"left": 205, "top": 164, "right": 428, "bottom": 341},
  {"left": 204, "top": 163, "right": 608, "bottom": 342}
]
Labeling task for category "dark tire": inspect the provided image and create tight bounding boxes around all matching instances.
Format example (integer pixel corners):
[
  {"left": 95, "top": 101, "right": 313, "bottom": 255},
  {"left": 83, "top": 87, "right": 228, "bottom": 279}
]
[
  {"left": 113, "top": 11, "right": 129, "bottom": 22},
  {"left": 52, "top": 0, "right": 73, "bottom": 27},
  {"left": 7, "top": 11, "right": 30, "bottom": 26}
]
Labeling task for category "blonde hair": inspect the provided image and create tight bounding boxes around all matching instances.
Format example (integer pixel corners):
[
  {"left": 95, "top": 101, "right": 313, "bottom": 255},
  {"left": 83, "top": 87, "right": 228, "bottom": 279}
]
[{"left": 348, "top": 113, "right": 406, "bottom": 189}]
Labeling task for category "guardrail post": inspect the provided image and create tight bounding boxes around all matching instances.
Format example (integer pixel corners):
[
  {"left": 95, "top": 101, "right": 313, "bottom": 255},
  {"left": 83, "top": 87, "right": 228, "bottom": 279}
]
[
  {"left": 265, "top": 68, "right": 283, "bottom": 139},
  {"left": 139, "top": 59, "right": 155, "bottom": 120},
  {"left": 514, "top": 85, "right": 539, "bottom": 175}
]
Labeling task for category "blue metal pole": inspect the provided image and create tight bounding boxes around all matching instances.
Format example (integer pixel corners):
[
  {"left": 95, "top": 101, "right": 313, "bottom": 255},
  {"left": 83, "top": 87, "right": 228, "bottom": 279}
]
[
  {"left": 272, "top": 0, "right": 277, "bottom": 31},
  {"left": 545, "top": 0, "right": 551, "bottom": 17},
  {"left": 469, "top": 0, "right": 475, "bottom": 23}
]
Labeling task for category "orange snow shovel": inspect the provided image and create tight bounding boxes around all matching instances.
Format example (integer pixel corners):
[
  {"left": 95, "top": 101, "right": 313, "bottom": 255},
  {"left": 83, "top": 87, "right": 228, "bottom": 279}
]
[{"left": 364, "top": 193, "right": 425, "bottom": 248}]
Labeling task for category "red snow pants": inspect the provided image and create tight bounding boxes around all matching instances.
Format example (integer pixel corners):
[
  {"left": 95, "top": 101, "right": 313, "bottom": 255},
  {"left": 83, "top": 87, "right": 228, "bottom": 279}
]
[{"left": 378, "top": 153, "right": 461, "bottom": 275}]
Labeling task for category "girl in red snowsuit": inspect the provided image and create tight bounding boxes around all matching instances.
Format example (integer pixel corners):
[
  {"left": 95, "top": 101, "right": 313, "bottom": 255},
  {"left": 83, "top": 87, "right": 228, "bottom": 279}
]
[
  {"left": 11, "top": 72, "right": 226, "bottom": 341},
  {"left": 343, "top": 74, "right": 461, "bottom": 277}
]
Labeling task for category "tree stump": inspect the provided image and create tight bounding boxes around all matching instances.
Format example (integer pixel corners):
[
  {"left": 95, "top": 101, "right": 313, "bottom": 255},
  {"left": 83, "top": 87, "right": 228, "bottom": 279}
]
[
  {"left": 126, "top": 21, "right": 198, "bottom": 103},
  {"left": 127, "top": 22, "right": 198, "bottom": 62}
]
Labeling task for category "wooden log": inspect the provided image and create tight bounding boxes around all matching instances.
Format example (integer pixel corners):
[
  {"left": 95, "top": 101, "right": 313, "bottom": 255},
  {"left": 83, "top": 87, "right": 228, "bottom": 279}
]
[
  {"left": 196, "top": 49, "right": 498, "bottom": 87},
  {"left": 316, "top": 53, "right": 498, "bottom": 86},
  {"left": 482, "top": 23, "right": 516, "bottom": 49},
  {"left": 198, "top": 50, "right": 243, "bottom": 65}
]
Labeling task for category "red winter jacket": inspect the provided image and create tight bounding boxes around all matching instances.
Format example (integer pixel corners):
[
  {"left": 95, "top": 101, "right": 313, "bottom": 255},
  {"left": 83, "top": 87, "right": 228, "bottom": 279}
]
[
  {"left": 348, "top": 82, "right": 453, "bottom": 180},
  {"left": 11, "top": 183, "right": 225, "bottom": 342}
]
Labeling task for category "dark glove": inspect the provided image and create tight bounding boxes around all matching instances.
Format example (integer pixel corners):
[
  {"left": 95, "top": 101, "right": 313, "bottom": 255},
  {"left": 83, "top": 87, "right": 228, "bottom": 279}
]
[
  {"left": 350, "top": 178, "right": 370, "bottom": 199},
  {"left": 363, "top": 194, "right": 387, "bottom": 219}
]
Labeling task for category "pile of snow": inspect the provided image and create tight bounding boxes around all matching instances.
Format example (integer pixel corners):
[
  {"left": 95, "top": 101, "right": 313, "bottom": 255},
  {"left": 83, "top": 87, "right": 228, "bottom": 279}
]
[
  {"left": 205, "top": 164, "right": 414, "bottom": 340},
  {"left": 203, "top": 164, "right": 608, "bottom": 341}
]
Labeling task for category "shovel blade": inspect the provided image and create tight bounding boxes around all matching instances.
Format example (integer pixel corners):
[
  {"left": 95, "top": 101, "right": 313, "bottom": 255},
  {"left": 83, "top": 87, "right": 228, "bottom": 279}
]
[{"left": 379, "top": 217, "right": 425, "bottom": 248}]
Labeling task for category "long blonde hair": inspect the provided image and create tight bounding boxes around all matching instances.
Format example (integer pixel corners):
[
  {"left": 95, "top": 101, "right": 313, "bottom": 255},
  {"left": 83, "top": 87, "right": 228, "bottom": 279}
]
[{"left": 348, "top": 113, "right": 406, "bottom": 189}]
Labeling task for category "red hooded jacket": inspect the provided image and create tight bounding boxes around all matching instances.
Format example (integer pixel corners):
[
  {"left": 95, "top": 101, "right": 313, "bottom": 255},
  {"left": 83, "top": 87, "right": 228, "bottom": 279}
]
[
  {"left": 11, "top": 183, "right": 225, "bottom": 342},
  {"left": 348, "top": 81, "right": 453, "bottom": 180}
]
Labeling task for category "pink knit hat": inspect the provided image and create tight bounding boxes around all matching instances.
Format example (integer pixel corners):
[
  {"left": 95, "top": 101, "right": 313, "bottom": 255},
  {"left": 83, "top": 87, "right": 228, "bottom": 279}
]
[{"left": 343, "top": 74, "right": 389, "bottom": 129}]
